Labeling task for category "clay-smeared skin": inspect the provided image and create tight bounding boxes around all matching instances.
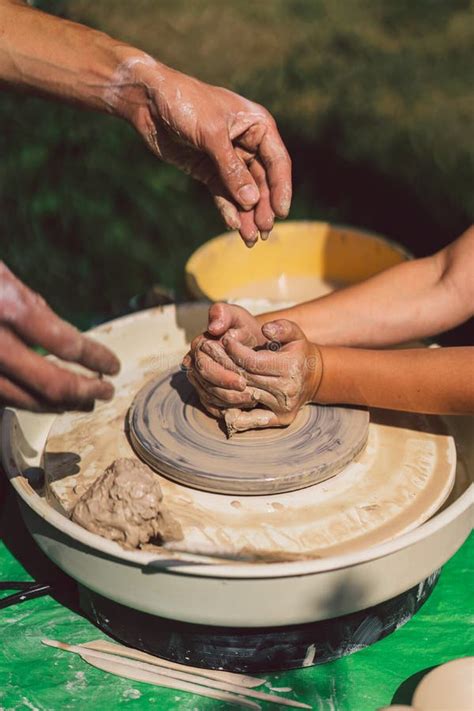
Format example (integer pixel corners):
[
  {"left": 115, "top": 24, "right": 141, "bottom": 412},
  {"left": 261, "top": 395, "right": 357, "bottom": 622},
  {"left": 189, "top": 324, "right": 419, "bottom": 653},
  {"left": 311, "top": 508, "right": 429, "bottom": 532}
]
[
  {"left": 183, "top": 304, "right": 322, "bottom": 433},
  {"left": 117, "top": 59, "right": 292, "bottom": 245},
  {"left": 0, "top": 1, "right": 291, "bottom": 246},
  {"left": 45, "top": 346, "right": 456, "bottom": 560},
  {"left": 222, "top": 320, "right": 322, "bottom": 433},
  {"left": 182, "top": 303, "right": 266, "bottom": 420},
  {"left": 0, "top": 262, "right": 120, "bottom": 412},
  {"left": 186, "top": 228, "right": 474, "bottom": 422},
  {"left": 72, "top": 458, "right": 183, "bottom": 549}
]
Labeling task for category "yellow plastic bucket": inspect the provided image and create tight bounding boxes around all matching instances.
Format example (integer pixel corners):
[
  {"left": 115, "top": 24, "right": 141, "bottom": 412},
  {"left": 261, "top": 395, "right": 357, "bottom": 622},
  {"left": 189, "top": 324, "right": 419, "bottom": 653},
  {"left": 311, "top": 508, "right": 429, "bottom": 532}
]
[{"left": 185, "top": 221, "right": 410, "bottom": 302}]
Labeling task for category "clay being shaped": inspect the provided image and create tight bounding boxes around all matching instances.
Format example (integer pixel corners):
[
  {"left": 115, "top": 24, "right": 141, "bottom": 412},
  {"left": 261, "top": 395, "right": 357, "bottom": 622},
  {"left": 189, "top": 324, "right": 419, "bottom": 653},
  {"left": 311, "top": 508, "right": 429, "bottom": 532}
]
[
  {"left": 72, "top": 458, "right": 182, "bottom": 549},
  {"left": 128, "top": 369, "right": 369, "bottom": 496}
]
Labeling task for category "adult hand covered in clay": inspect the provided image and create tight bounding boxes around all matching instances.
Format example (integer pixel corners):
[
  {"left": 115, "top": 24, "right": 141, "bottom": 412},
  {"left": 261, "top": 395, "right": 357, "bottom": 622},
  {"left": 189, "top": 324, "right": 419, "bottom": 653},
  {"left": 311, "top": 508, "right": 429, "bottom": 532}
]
[
  {"left": 0, "top": 263, "right": 120, "bottom": 412},
  {"left": 189, "top": 317, "right": 323, "bottom": 433},
  {"left": 0, "top": 0, "right": 291, "bottom": 246},
  {"left": 117, "top": 61, "right": 292, "bottom": 246}
]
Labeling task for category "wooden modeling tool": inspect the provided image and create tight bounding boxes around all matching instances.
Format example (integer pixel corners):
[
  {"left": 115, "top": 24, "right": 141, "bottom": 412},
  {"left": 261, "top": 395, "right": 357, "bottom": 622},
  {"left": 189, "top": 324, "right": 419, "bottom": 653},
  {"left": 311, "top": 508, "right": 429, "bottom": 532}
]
[{"left": 42, "top": 639, "right": 311, "bottom": 708}]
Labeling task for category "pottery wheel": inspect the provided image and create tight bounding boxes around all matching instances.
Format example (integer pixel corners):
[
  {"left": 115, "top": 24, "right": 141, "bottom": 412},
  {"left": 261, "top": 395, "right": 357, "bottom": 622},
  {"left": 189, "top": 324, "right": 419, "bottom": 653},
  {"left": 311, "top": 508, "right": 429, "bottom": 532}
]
[{"left": 128, "top": 369, "right": 370, "bottom": 496}]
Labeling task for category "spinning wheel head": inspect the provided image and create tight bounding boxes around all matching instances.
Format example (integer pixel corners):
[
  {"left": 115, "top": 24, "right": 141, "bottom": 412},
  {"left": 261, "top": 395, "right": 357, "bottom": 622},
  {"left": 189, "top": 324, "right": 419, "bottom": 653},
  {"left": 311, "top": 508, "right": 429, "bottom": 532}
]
[{"left": 128, "top": 369, "right": 369, "bottom": 496}]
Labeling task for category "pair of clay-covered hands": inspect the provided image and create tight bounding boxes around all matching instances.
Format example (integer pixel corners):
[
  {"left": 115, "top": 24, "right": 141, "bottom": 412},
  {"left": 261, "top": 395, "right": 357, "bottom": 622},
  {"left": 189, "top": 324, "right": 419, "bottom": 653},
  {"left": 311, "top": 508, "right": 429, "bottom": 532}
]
[
  {"left": 182, "top": 304, "right": 322, "bottom": 433},
  {"left": 0, "top": 0, "right": 292, "bottom": 412}
]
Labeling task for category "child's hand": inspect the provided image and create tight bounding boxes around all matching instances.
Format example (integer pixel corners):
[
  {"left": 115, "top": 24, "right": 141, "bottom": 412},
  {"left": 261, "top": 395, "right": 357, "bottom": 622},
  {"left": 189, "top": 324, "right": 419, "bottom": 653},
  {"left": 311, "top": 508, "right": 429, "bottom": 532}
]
[
  {"left": 188, "top": 319, "right": 323, "bottom": 433},
  {"left": 182, "top": 303, "right": 265, "bottom": 394}
]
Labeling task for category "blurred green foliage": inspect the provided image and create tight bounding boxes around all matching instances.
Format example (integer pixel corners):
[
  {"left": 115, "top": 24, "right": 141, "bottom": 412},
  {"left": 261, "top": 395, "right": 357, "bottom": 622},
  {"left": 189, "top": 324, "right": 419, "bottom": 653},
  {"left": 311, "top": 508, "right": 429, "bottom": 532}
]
[
  {"left": 0, "top": 0, "right": 472, "bottom": 328},
  {"left": 0, "top": 93, "right": 220, "bottom": 327}
]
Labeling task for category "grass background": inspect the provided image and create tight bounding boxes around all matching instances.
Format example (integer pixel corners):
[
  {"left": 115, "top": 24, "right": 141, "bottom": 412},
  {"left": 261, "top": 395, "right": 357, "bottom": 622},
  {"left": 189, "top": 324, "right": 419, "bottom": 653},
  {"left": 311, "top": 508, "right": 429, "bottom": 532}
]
[{"left": 0, "top": 0, "right": 472, "bottom": 339}]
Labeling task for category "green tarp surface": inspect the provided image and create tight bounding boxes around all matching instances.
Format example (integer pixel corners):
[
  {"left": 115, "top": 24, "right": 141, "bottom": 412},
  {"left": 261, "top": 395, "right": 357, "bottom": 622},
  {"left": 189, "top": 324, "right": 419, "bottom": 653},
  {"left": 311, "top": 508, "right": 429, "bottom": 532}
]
[{"left": 1, "top": 488, "right": 472, "bottom": 711}]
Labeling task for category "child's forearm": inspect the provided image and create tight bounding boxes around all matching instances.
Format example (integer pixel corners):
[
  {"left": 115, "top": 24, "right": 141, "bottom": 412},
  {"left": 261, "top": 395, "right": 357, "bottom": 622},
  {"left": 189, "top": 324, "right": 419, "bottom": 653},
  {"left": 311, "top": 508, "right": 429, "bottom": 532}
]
[
  {"left": 258, "top": 258, "right": 453, "bottom": 346},
  {"left": 257, "top": 227, "right": 474, "bottom": 347},
  {"left": 313, "top": 346, "right": 474, "bottom": 415}
]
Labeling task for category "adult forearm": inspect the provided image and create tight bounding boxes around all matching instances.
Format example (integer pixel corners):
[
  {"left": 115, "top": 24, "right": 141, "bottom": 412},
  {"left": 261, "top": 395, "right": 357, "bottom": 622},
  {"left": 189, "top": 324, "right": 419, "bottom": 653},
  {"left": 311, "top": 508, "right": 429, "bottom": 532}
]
[
  {"left": 0, "top": 0, "right": 153, "bottom": 119},
  {"left": 0, "top": 0, "right": 293, "bottom": 243},
  {"left": 314, "top": 346, "right": 474, "bottom": 415}
]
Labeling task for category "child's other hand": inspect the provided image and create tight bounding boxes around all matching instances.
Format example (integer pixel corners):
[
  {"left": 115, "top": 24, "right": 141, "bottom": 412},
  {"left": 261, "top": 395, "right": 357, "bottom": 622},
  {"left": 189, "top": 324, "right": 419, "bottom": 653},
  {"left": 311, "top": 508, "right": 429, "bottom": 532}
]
[
  {"left": 182, "top": 303, "right": 264, "bottom": 394},
  {"left": 189, "top": 319, "right": 323, "bottom": 433}
]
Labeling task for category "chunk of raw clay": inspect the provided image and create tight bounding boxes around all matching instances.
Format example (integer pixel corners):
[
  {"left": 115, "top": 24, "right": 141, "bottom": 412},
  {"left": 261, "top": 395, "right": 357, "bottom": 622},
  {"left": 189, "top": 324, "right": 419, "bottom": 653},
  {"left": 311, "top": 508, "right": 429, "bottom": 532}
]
[
  {"left": 72, "top": 458, "right": 183, "bottom": 549},
  {"left": 224, "top": 407, "right": 273, "bottom": 438}
]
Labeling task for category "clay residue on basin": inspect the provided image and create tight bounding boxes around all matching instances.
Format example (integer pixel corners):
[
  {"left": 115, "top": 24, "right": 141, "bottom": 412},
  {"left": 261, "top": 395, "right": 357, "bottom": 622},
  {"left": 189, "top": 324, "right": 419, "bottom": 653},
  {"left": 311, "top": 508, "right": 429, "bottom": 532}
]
[
  {"left": 44, "top": 354, "right": 456, "bottom": 562},
  {"left": 72, "top": 457, "right": 182, "bottom": 549},
  {"left": 127, "top": 369, "right": 370, "bottom": 496}
]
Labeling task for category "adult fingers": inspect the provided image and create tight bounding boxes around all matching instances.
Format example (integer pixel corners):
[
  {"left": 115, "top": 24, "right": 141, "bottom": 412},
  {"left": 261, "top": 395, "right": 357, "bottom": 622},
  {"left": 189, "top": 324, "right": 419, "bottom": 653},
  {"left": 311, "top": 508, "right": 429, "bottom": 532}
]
[
  {"left": 182, "top": 152, "right": 242, "bottom": 233},
  {"left": 0, "top": 326, "right": 114, "bottom": 410},
  {"left": 239, "top": 209, "right": 259, "bottom": 247},
  {"left": 212, "top": 185, "right": 257, "bottom": 247},
  {"left": 213, "top": 193, "right": 241, "bottom": 231},
  {"left": 0, "top": 265, "right": 120, "bottom": 376},
  {"left": 233, "top": 120, "right": 267, "bottom": 149},
  {"left": 206, "top": 144, "right": 264, "bottom": 242},
  {"left": 236, "top": 126, "right": 274, "bottom": 238},
  {"left": 15, "top": 299, "right": 120, "bottom": 376},
  {"left": 249, "top": 158, "right": 274, "bottom": 237},
  {"left": 262, "top": 319, "right": 306, "bottom": 345},
  {"left": 258, "top": 127, "right": 292, "bottom": 219},
  {"left": 207, "top": 133, "right": 260, "bottom": 212},
  {"left": 207, "top": 175, "right": 241, "bottom": 231},
  {"left": 200, "top": 150, "right": 269, "bottom": 245},
  {"left": 0, "top": 374, "right": 65, "bottom": 413},
  {"left": 65, "top": 332, "right": 120, "bottom": 376}
]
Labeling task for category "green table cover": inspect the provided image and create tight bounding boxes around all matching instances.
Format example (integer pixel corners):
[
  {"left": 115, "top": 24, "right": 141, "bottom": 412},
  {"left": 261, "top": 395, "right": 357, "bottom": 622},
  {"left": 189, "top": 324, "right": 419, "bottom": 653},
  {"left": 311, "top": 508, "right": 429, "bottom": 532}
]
[{"left": 1, "top": 486, "right": 472, "bottom": 711}]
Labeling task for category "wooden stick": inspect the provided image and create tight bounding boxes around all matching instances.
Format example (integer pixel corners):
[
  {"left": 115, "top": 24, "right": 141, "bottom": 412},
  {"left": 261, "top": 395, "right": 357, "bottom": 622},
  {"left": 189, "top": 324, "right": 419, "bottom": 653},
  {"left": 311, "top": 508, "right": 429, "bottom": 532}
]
[
  {"left": 42, "top": 639, "right": 311, "bottom": 709},
  {"left": 83, "top": 638, "right": 264, "bottom": 688},
  {"left": 81, "top": 653, "right": 259, "bottom": 709}
]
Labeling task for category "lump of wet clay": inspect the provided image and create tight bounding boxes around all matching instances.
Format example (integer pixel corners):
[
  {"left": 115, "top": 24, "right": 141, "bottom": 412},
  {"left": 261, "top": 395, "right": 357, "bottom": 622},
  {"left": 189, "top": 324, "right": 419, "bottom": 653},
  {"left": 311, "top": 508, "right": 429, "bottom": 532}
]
[
  {"left": 224, "top": 407, "right": 273, "bottom": 438},
  {"left": 71, "top": 458, "right": 183, "bottom": 549}
]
